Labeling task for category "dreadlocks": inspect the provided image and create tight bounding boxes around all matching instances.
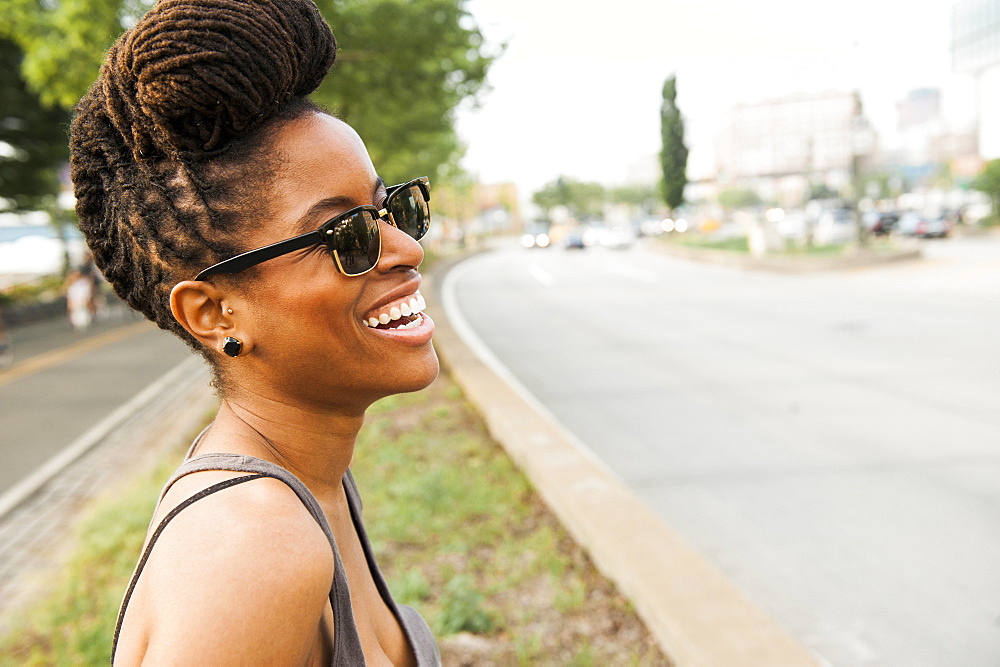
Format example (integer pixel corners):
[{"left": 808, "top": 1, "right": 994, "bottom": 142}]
[{"left": 69, "top": 0, "right": 336, "bottom": 353}]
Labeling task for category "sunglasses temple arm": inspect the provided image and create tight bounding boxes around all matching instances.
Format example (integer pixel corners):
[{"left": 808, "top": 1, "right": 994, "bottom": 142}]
[{"left": 195, "top": 231, "right": 322, "bottom": 280}]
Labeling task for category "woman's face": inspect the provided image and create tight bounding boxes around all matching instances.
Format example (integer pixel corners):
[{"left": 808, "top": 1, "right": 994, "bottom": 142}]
[{"left": 228, "top": 111, "right": 439, "bottom": 409}]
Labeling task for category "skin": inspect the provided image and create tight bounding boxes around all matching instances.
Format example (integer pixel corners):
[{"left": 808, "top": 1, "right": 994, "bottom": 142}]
[{"left": 114, "top": 112, "right": 439, "bottom": 665}]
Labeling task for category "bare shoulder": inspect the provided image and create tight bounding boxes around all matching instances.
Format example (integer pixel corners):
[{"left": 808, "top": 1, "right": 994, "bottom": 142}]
[{"left": 120, "top": 471, "right": 334, "bottom": 665}]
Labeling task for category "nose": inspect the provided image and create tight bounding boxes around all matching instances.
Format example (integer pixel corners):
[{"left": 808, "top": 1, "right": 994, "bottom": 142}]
[{"left": 376, "top": 217, "right": 423, "bottom": 271}]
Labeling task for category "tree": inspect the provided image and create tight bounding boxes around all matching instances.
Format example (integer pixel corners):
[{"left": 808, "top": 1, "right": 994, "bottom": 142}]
[
  {"left": 0, "top": 36, "right": 71, "bottom": 212},
  {"left": 717, "top": 187, "right": 761, "bottom": 211},
  {"left": 1, "top": 0, "right": 497, "bottom": 186},
  {"left": 659, "top": 75, "right": 688, "bottom": 215},
  {"left": 971, "top": 158, "right": 1000, "bottom": 219},
  {"left": 532, "top": 176, "right": 606, "bottom": 221}
]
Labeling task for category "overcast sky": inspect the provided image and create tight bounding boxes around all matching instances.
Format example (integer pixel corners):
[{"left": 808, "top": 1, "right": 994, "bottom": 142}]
[{"left": 456, "top": 0, "right": 971, "bottom": 197}]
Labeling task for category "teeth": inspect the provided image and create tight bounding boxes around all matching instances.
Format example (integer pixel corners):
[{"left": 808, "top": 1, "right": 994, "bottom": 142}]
[{"left": 363, "top": 292, "right": 427, "bottom": 328}]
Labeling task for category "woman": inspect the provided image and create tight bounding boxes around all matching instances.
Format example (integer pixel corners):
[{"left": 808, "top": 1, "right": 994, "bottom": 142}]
[{"left": 70, "top": 0, "right": 440, "bottom": 663}]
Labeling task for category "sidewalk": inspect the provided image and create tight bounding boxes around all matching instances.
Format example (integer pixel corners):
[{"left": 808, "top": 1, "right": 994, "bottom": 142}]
[{"left": 0, "top": 355, "right": 214, "bottom": 633}]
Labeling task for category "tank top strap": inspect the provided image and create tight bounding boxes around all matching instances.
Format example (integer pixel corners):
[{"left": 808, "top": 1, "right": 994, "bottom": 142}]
[{"left": 147, "top": 453, "right": 365, "bottom": 665}]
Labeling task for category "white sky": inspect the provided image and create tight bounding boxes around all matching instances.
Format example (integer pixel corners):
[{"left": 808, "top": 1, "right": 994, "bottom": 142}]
[{"left": 456, "top": 0, "right": 973, "bottom": 197}]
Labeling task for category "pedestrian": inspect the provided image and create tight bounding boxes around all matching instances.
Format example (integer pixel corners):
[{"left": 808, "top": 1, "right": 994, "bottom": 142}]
[
  {"left": 65, "top": 268, "right": 93, "bottom": 331},
  {"left": 69, "top": 0, "right": 439, "bottom": 664}
]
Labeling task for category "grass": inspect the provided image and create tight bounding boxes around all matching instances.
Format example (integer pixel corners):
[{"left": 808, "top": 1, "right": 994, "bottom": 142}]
[
  {"left": 665, "top": 233, "right": 908, "bottom": 258},
  {"left": 0, "top": 274, "right": 65, "bottom": 307},
  {"left": 0, "top": 453, "right": 185, "bottom": 665},
  {"left": 0, "top": 372, "right": 668, "bottom": 665}
]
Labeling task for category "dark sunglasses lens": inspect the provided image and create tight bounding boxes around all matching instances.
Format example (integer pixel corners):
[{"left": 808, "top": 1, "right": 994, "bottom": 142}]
[
  {"left": 326, "top": 210, "right": 380, "bottom": 275},
  {"left": 387, "top": 184, "right": 430, "bottom": 241}
]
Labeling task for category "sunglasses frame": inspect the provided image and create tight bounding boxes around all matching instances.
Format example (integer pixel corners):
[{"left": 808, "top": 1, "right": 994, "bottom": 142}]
[{"left": 194, "top": 176, "right": 430, "bottom": 281}]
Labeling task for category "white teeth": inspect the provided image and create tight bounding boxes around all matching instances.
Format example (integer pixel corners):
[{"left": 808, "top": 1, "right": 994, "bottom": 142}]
[{"left": 364, "top": 293, "right": 427, "bottom": 328}]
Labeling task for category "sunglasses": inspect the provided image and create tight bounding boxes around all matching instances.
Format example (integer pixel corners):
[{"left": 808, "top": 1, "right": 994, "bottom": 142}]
[{"left": 195, "top": 177, "right": 431, "bottom": 280}]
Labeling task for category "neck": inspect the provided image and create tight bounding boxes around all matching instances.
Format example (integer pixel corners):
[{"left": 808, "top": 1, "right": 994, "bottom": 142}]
[{"left": 202, "top": 388, "right": 368, "bottom": 500}]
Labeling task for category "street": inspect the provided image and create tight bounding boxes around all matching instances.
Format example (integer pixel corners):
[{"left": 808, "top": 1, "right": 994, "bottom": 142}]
[
  {"left": 0, "top": 310, "right": 195, "bottom": 497},
  {"left": 445, "top": 236, "right": 1000, "bottom": 666}
]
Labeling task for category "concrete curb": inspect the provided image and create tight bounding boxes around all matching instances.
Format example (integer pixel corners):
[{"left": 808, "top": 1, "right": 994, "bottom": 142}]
[
  {"left": 653, "top": 241, "right": 921, "bottom": 273},
  {"left": 428, "top": 255, "right": 820, "bottom": 667}
]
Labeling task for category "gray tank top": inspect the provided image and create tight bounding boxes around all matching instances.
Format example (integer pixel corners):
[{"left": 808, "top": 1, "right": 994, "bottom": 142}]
[{"left": 111, "top": 452, "right": 441, "bottom": 666}]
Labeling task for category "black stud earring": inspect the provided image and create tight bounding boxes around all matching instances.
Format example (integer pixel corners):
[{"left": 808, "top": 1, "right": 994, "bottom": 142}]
[{"left": 222, "top": 336, "right": 242, "bottom": 358}]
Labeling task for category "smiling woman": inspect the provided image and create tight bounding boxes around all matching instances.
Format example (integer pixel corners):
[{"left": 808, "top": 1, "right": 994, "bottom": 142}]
[{"left": 69, "top": 0, "right": 440, "bottom": 664}]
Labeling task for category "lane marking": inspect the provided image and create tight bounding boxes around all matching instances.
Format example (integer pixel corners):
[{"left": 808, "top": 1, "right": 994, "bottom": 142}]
[
  {"left": 0, "top": 320, "right": 154, "bottom": 388},
  {"left": 443, "top": 259, "right": 614, "bottom": 476},
  {"left": 529, "top": 262, "right": 556, "bottom": 286}
]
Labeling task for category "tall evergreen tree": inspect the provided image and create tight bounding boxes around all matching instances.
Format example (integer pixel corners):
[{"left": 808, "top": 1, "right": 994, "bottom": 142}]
[{"left": 659, "top": 75, "right": 688, "bottom": 215}]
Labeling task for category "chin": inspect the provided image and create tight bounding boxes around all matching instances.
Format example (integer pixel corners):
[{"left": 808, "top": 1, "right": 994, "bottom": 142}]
[{"left": 394, "top": 348, "right": 440, "bottom": 394}]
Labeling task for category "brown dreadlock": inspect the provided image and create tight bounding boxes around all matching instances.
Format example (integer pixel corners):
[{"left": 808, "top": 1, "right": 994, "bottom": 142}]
[{"left": 69, "top": 0, "right": 336, "bottom": 355}]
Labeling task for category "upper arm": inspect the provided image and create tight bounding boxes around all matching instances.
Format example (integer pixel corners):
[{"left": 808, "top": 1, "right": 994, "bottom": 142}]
[{"left": 134, "top": 476, "right": 334, "bottom": 665}]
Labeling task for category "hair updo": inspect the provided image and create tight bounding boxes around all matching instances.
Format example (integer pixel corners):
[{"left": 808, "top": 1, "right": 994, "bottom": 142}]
[{"left": 70, "top": 0, "right": 337, "bottom": 351}]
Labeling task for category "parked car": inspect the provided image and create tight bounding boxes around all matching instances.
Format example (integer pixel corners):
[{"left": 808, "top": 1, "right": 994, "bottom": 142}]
[
  {"left": 862, "top": 211, "right": 900, "bottom": 236},
  {"left": 895, "top": 213, "right": 951, "bottom": 238},
  {"left": 812, "top": 207, "right": 858, "bottom": 245}
]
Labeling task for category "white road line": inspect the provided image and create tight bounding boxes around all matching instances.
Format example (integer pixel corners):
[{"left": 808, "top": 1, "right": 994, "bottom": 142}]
[
  {"left": 529, "top": 262, "right": 556, "bottom": 286},
  {"left": 442, "top": 259, "right": 615, "bottom": 476}
]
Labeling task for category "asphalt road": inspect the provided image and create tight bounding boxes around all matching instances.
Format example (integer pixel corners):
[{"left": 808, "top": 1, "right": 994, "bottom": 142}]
[
  {"left": 0, "top": 307, "right": 195, "bottom": 497},
  {"left": 447, "top": 236, "right": 1000, "bottom": 666}
]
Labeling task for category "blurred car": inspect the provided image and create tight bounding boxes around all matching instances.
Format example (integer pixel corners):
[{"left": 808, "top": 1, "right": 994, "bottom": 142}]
[
  {"left": 520, "top": 223, "right": 551, "bottom": 249},
  {"left": 598, "top": 225, "right": 635, "bottom": 249},
  {"left": 564, "top": 231, "right": 586, "bottom": 249},
  {"left": 895, "top": 213, "right": 950, "bottom": 238},
  {"left": 812, "top": 207, "right": 858, "bottom": 245},
  {"left": 862, "top": 211, "right": 900, "bottom": 236}
]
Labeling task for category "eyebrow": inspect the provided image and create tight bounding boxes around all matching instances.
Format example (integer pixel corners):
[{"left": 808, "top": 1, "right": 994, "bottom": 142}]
[{"left": 293, "top": 177, "right": 387, "bottom": 235}]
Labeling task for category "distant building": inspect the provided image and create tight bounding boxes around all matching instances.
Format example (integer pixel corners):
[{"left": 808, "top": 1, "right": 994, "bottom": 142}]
[
  {"left": 953, "top": 0, "right": 1000, "bottom": 159},
  {"left": 714, "top": 91, "right": 867, "bottom": 205}
]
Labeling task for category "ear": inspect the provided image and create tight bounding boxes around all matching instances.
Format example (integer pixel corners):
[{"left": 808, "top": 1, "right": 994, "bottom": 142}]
[{"left": 170, "top": 281, "right": 246, "bottom": 355}]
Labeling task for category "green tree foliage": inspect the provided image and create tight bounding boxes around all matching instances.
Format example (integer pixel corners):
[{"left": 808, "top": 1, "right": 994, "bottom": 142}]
[
  {"left": 659, "top": 75, "right": 688, "bottom": 214},
  {"left": 315, "top": 0, "right": 495, "bottom": 184},
  {"left": 0, "top": 36, "right": 71, "bottom": 211},
  {"left": 532, "top": 176, "right": 606, "bottom": 221},
  {"left": 1, "top": 0, "right": 496, "bottom": 187},
  {"left": 717, "top": 187, "right": 761, "bottom": 210},
  {"left": 971, "top": 158, "right": 1000, "bottom": 218},
  {"left": 609, "top": 183, "right": 657, "bottom": 208}
]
